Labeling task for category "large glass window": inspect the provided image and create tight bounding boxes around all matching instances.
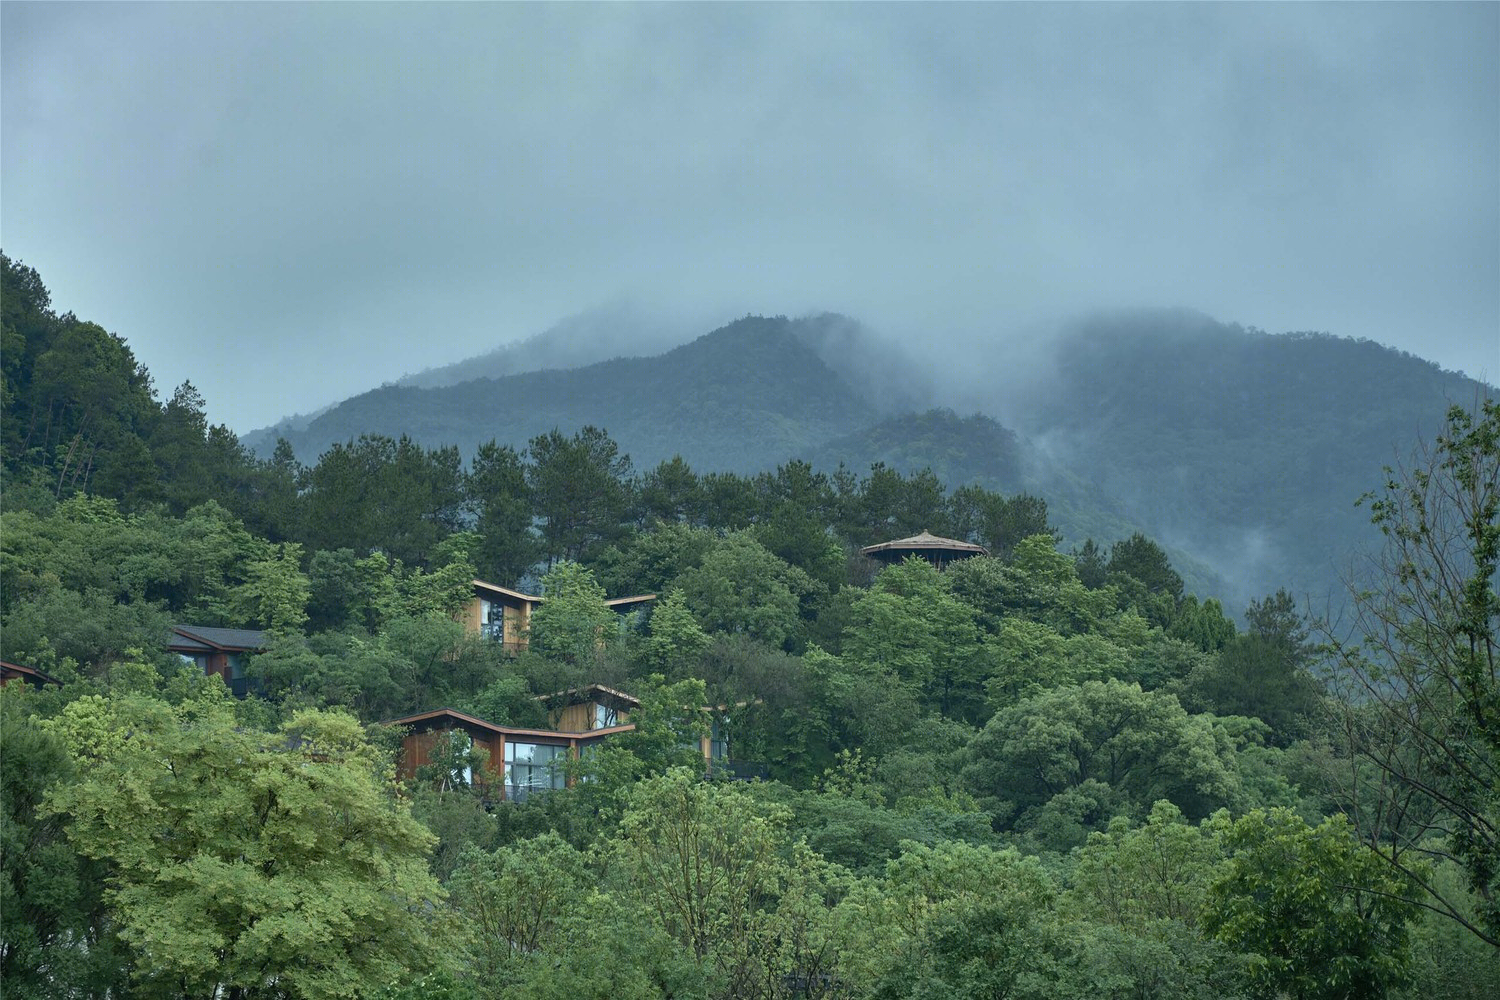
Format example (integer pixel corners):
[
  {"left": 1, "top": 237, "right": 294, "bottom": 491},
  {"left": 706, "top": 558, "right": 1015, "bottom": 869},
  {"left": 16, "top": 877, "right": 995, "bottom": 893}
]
[
  {"left": 480, "top": 599, "right": 504, "bottom": 640},
  {"left": 594, "top": 703, "right": 619, "bottom": 729},
  {"left": 710, "top": 718, "right": 729, "bottom": 761},
  {"left": 503, "top": 742, "right": 567, "bottom": 801}
]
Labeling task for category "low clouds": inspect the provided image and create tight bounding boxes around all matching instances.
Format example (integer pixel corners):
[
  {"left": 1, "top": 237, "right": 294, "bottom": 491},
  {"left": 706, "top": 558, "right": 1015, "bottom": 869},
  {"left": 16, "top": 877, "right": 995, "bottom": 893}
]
[{"left": 3, "top": 3, "right": 1495, "bottom": 430}]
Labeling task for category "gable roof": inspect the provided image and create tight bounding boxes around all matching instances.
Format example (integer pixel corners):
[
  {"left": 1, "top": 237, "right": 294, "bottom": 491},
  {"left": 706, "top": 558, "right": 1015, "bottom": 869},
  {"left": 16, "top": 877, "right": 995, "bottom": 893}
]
[
  {"left": 860, "top": 530, "right": 988, "bottom": 557},
  {"left": 170, "top": 625, "right": 268, "bottom": 652}
]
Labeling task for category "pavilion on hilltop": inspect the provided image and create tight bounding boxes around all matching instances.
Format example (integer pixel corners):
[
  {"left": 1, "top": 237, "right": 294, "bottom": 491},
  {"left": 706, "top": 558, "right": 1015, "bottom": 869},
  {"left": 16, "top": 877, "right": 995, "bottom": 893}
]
[{"left": 859, "top": 530, "right": 988, "bottom": 570}]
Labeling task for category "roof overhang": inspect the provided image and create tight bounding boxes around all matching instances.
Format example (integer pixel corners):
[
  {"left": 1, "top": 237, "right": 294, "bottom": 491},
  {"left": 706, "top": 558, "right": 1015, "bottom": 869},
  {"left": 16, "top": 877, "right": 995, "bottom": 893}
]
[{"left": 383, "top": 706, "right": 636, "bottom": 742}]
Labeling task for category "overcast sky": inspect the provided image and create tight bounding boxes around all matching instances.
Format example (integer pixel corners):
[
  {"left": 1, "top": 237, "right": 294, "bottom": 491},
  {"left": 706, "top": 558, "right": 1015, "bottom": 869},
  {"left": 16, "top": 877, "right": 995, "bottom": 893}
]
[{"left": 3, "top": 2, "right": 1496, "bottom": 432}]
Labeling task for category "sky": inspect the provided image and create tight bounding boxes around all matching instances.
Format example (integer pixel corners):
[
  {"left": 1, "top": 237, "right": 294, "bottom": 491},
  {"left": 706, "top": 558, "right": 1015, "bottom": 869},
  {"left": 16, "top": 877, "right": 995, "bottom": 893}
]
[{"left": 3, "top": 2, "right": 1496, "bottom": 433}]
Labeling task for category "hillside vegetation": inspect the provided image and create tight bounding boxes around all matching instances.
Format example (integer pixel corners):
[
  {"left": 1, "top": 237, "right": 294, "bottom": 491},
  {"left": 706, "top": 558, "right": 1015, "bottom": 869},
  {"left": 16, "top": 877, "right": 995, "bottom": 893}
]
[{"left": 4, "top": 253, "right": 1497, "bottom": 999}]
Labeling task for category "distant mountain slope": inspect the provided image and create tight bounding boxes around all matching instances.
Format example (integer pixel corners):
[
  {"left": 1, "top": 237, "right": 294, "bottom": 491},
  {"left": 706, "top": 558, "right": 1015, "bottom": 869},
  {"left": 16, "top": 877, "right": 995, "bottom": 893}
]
[
  {"left": 272, "top": 316, "right": 879, "bottom": 472},
  {"left": 395, "top": 301, "right": 696, "bottom": 391},
  {"left": 803, "top": 409, "right": 1232, "bottom": 601},
  {"left": 255, "top": 302, "right": 1488, "bottom": 615},
  {"left": 994, "top": 309, "right": 1492, "bottom": 608}
]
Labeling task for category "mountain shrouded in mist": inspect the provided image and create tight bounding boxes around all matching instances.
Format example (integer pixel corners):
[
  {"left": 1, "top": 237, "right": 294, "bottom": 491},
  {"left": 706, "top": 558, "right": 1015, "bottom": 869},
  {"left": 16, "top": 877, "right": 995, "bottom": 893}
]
[
  {"left": 250, "top": 306, "right": 1490, "bottom": 611},
  {"left": 260, "top": 315, "right": 881, "bottom": 474}
]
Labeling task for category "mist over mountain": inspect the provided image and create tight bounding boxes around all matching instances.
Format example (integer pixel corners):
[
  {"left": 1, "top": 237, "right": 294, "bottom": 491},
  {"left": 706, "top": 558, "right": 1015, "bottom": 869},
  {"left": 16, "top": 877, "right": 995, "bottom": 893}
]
[
  {"left": 252, "top": 305, "right": 1490, "bottom": 613},
  {"left": 264, "top": 315, "right": 881, "bottom": 473},
  {"left": 983, "top": 309, "right": 1491, "bottom": 608},
  {"left": 800, "top": 408, "right": 1232, "bottom": 602},
  {"left": 393, "top": 300, "right": 700, "bottom": 391}
]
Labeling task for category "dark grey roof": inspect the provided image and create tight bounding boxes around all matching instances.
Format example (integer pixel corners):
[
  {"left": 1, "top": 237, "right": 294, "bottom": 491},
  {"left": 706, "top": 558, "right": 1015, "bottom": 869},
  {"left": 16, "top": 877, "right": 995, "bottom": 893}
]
[{"left": 171, "top": 625, "right": 268, "bottom": 651}]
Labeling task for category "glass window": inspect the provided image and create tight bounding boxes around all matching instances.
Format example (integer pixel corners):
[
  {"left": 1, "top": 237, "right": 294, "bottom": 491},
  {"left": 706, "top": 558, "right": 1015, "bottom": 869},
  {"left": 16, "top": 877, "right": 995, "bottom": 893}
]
[
  {"left": 594, "top": 703, "right": 619, "bottom": 729},
  {"left": 480, "top": 599, "right": 504, "bottom": 640},
  {"left": 503, "top": 741, "right": 567, "bottom": 801},
  {"left": 710, "top": 718, "right": 728, "bottom": 761}
]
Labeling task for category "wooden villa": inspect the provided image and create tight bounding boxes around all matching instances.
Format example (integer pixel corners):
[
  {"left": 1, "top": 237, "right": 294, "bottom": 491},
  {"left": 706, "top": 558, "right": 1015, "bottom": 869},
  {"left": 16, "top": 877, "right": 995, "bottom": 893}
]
[
  {"left": 1, "top": 660, "right": 61, "bottom": 689},
  {"left": 391, "top": 682, "right": 734, "bottom": 800},
  {"left": 389, "top": 706, "right": 635, "bottom": 802},
  {"left": 536, "top": 683, "right": 641, "bottom": 731},
  {"left": 459, "top": 579, "right": 657, "bottom": 653},
  {"left": 168, "top": 625, "right": 267, "bottom": 697}
]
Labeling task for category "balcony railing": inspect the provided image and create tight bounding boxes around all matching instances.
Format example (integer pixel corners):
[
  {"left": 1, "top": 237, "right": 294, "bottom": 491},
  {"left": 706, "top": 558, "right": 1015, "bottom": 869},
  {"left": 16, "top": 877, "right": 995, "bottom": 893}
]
[{"left": 711, "top": 759, "right": 770, "bottom": 781}]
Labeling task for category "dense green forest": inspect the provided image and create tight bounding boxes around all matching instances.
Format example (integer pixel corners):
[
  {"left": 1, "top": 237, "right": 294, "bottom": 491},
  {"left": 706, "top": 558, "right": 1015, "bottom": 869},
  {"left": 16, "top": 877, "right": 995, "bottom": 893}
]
[{"left": 3, "top": 252, "right": 1497, "bottom": 999}]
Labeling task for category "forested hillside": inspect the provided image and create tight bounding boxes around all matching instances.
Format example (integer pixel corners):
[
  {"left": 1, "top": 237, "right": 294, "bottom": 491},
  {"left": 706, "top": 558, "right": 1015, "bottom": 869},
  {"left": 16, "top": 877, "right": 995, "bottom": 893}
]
[
  {"left": 4, "top": 253, "right": 1498, "bottom": 999},
  {"left": 990, "top": 309, "right": 1491, "bottom": 608},
  {"left": 245, "top": 301, "right": 1491, "bottom": 613},
  {"left": 270, "top": 315, "right": 880, "bottom": 473}
]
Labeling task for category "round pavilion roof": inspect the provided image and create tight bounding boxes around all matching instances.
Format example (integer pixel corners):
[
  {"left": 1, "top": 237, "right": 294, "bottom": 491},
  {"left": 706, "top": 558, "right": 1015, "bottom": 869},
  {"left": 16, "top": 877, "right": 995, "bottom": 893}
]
[{"left": 859, "top": 530, "right": 988, "bottom": 558}]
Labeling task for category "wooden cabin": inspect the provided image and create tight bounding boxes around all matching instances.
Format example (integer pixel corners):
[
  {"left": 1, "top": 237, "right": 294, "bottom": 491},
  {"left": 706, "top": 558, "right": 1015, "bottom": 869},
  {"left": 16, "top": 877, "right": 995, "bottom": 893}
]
[
  {"left": 536, "top": 683, "right": 641, "bottom": 732},
  {"left": 388, "top": 707, "right": 635, "bottom": 802},
  {"left": 459, "top": 580, "right": 657, "bottom": 653},
  {"left": 0, "top": 660, "right": 60, "bottom": 689},
  {"left": 459, "top": 580, "right": 541, "bottom": 653},
  {"left": 168, "top": 625, "right": 266, "bottom": 696},
  {"left": 392, "top": 683, "right": 734, "bottom": 800},
  {"left": 860, "top": 529, "right": 988, "bottom": 569}
]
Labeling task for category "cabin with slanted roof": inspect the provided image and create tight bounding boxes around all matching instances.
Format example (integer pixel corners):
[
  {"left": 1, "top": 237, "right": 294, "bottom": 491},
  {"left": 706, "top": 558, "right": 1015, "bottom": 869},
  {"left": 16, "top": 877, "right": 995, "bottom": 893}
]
[
  {"left": 860, "top": 529, "right": 988, "bottom": 570},
  {"left": 459, "top": 580, "right": 541, "bottom": 652},
  {"left": 388, "top": 706, "right": 636, "bottom": 802},
  {"left": 459, "top": 579, "right": 657, "bottom": 653},
  {"left": 391, "top": 682, "right": 741, "bottom": 800},
  {"left": 1, "top": 660, "right": 61, "bottom": 689},
  {"left": 168, "top": 625, "right": 267, "bottom": 697},
  {"left": 536, "top": 683, "right": 641, "bottom": 732}
]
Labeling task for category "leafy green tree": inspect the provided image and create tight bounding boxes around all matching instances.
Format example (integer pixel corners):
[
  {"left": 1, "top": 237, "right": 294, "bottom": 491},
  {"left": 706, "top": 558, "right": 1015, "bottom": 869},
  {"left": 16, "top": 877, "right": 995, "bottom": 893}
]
[
  {"left": 639, "top": 588, "right": 712, "bottom": 676},
  {"left": 302, "top": 435, "right": 466, "bottom": 566},
  {"left": 678, "top": 532, "right": 813, "bottom": 649},
  {"left": 836, "top": 462, "right": 952, "bottom": 548},
  {"left": 527, "top": 425, "right": 633, "bottom": 565},
  {"left": 634, "top": 454, "right": 703, "bottom": 525},
  {"left": 527, "top": 561, "right": 616, "bottom": 665},
  {"left": 1074, "top": 537, "right": 1110, "bottom": 589},
  {"left": 1067, "top": 800, "right": 1221, "bottom": 930},
  {"left": 1182, "top": 591, "right": 1322, "bottom": 745},
  {"left": 593, "top": 522, "right": 718, "bottom": 598},
  {"left": 750, "top": 465, "right": 845, "bottom": 592},
  {"left": 949, "top": 539, "right": 1117, "bottom": 637},
  {"left": 842, "top": 556, "right": 984, "bottom": 719},
  {"left": 853, "top": 839, "right": 1064, "bottom": 1000},
  {"left": 966, "top": 680, "right": 1238, "bottom": 840},
  {"left": 448, "top": 832, "right": 588, "bottom": 988},
  {"left": 980, "top": 492, "right": 1056, "bottom": 562},
  {"left": 1205, "top": 808, "right": 1418, "bottom": 1000},
  {"left": 1325, "top": 398, "right": 1500, "bottom": 945},
  {"left": 1109, "top": 532, "right": 1185, "bottom": 601},
  {"left": 0, "top": 686, "right": 129, "bottom": 998},
  {"left": 231, "top": 541, "right": 311, "bottom": 632},
  {"left": 43, "top": 694, "right": 444, "bottom": 999},
  {"left": 468, "top": 440, "right": 537, "bottom": 586},
  {"left": 1169, "top": 594, "right": 1238, "bottom": 653},
  {"left": 616, "top": 768, "right": 790, "bottom": 992}
]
